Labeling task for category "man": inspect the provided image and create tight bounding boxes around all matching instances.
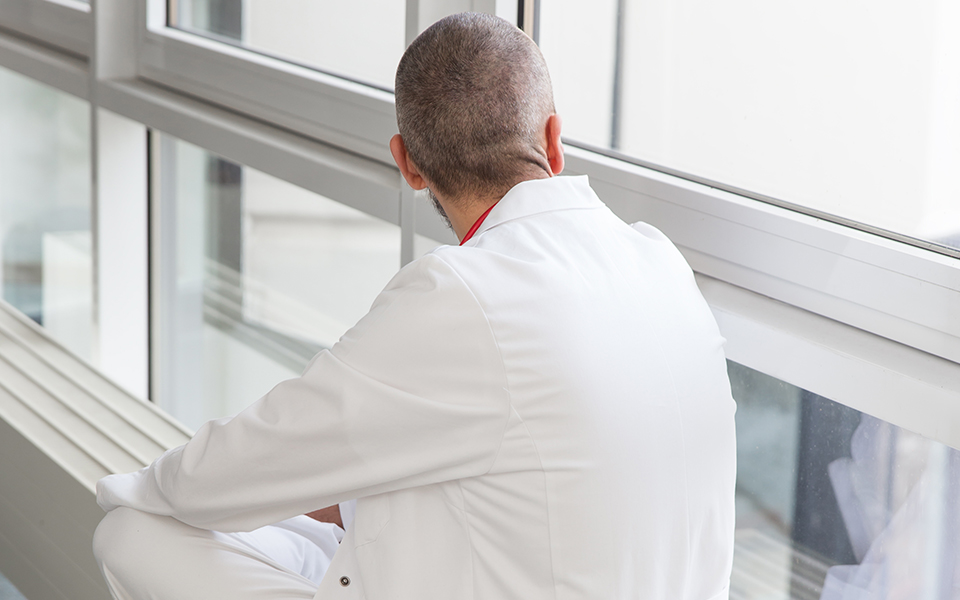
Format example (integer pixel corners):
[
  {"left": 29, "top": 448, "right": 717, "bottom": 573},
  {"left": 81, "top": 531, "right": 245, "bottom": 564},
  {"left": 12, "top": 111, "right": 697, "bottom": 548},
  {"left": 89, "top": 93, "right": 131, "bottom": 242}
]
[{"left": 94, "top": 12, "right": 736, "bottom": 600}]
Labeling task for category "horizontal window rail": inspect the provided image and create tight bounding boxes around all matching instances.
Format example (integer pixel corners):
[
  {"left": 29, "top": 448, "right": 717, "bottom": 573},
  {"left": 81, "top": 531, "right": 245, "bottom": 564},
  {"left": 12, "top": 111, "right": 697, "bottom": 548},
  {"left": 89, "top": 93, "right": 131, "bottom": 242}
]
[
  {"left": 0, "top": 26, "right": 87, "bottom": 98},
  {"left": 565, "top": 147, "right": 960, "bottom": 366},
  {"left": 0, "top": 0, "right": 91, "bottom": 59},
  {"left": 699, "top": 274, "right": 960, "bottom": 452}
]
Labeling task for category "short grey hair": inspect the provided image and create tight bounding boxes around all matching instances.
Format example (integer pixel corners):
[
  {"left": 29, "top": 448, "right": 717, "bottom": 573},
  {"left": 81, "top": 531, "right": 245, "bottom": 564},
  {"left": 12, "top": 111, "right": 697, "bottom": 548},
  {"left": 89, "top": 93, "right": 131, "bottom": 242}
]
[{"left": 395, "top": 12, "right": 555, "bottom": 201}]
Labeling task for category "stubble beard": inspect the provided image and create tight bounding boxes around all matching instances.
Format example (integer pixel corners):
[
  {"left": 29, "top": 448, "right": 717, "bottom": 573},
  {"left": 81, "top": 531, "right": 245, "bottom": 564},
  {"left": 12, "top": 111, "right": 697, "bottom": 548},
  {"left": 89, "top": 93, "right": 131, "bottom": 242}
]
[{"left": 427, "top": 188, "right": 452, "bottom": 230}]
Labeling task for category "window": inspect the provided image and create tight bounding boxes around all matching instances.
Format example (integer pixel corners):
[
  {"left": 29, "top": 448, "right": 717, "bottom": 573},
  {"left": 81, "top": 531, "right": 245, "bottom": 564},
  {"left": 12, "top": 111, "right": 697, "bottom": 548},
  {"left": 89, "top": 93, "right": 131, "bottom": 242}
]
[
  {"left": 152, "top": 134, "right": 402, "bottom": 428},
  {"left": 0, "top": 65, "right": 92, "bottom": 361},
  {"left": 0, "top": 0, "right": 950, "bottom": 498},
  {"left": 730, "top": 361, "right": 960, "bottom": 599},
  {"left": 169, "top": 0, "right": 406, "bottom": 90},
  {"left": 539, "top": 0, "right": 960, "bottom": 254}
]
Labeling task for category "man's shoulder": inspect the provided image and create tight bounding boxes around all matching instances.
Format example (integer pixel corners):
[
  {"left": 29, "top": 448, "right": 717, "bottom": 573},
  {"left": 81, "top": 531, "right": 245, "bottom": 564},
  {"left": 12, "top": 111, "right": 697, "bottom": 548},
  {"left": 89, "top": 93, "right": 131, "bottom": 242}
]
[
  {"left": 401, "top": 243, "right": 500, "bottom": 286},
  {"left": 330, "top": 249, "right": 504, "bottom": 384},
  {"left": 343, "top": 251, "right": 487, "bottom": 343},
  {"left": 387, "top": 249, "right": 469, "bottom": 292}
]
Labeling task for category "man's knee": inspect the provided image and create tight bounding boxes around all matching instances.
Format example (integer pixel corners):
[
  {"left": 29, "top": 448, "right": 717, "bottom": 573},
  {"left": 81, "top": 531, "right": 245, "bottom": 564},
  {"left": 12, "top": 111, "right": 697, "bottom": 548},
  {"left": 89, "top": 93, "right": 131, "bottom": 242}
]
[
  {"left": 92, "top": 509, "right": 321, "bottom": 600},
  {"left": 94, "top": 508, "right": 142, "bottom": 569},
  {"left": 95, "top": 507, "right": 210, "bottom": 600},
  {"left": 93, "top": 508, "right": 181, "bottom": 575}
]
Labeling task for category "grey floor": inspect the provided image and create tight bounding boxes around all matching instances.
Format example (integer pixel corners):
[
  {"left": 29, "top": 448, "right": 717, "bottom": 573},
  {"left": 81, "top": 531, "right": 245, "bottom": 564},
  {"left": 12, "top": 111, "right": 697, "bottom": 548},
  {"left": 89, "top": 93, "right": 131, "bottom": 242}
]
[{"left": 0, "top": 571, "right": 26, "bottom": 600}]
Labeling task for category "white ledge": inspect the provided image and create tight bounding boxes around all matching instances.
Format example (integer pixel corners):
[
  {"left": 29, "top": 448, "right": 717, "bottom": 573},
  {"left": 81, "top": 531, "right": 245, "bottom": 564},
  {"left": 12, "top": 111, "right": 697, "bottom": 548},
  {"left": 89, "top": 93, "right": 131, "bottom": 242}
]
[
  {"left": 700, "top": 273, "right": 960, "bottom": 451},
  {"left": 0, "top": 301, "right": 189, "bottom": 600}
]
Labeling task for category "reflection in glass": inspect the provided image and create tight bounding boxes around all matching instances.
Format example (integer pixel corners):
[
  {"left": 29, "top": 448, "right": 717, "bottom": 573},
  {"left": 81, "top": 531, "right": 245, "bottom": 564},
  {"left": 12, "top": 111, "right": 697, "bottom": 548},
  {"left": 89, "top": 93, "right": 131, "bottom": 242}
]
[
  {"left": 169, "top": 0, "right": 405, "bottom": 90},
  {"left": 539, "top": 0, "right": 960, "bottom": 252},
  {"left": 729, "top": 361, "right": 960, "bottom": 599},
  {"left": 0, "top": 570, "right": 26, "bottom": 600},
  {"left": 154, "top": 135, "right": 401, "bottom": 429},
  {"left": 0, "top": 66, "right": 92, "bottom": 360}
]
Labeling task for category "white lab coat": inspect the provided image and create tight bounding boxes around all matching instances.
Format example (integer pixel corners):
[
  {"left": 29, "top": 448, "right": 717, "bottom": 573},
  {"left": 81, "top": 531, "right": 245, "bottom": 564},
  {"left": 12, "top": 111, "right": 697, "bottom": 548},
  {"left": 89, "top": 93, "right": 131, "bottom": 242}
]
[{"left": 97, "top": 175, "right": 736, "bottom": 600}]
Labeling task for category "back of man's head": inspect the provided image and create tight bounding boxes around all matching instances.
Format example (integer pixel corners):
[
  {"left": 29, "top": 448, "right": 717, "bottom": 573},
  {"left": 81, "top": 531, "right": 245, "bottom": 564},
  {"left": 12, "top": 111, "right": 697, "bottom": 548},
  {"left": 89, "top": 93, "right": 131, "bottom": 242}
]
[{"left": 395, "top": 13, "right": 555, "bottom": 202}]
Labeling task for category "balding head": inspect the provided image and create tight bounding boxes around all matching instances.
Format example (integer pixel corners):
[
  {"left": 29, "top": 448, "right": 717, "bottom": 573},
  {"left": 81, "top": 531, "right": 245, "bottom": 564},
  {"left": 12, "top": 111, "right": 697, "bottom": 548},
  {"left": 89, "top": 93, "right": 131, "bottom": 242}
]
[{"left": 395, "top": 13, "right": 556, "bottom": 202}]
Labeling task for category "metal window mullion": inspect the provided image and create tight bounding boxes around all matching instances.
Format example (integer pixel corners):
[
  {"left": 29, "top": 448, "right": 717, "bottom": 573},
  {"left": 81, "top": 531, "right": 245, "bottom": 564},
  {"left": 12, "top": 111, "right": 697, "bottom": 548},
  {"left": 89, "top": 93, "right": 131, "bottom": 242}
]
[
  {"left": 610, "top": 0, "right": 625, "bottom": 150},
  {"left": 405, "top": 0, "right": 420, "bottom": 47}
]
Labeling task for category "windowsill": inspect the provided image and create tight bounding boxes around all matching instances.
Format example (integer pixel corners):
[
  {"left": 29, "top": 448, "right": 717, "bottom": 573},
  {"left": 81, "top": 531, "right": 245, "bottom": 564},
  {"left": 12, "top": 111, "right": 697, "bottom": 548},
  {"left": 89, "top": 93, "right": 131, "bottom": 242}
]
[{"left": 0, "top": 300, "right": 189, "bottom": 600}]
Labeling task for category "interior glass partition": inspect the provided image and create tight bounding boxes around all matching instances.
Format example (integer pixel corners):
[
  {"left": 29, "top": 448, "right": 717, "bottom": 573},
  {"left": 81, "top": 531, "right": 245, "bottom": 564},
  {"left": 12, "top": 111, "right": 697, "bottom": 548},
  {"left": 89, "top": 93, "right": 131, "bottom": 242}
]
[
  {"left": 153, "top": 134, "right": 402, "bottom": 430},
  {"left": 538, "top": 0, "right": 960, "bottom": 253},
  {"left": 0, "top": 65, "right": 92, "bottom": 361},
  {"left": 729, "top": 361, "right": 960, "bottom": 600}
]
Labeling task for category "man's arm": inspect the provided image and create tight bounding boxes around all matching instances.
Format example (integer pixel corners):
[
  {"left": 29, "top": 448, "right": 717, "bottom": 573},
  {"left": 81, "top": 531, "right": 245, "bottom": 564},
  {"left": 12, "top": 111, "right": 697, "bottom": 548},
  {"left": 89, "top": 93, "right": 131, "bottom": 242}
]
[
  {"left": 96, "top": 254, "right": 509, "bottom": 533},
  {"left": 305, "top": 505, "right": 342, "bottom": 528}
]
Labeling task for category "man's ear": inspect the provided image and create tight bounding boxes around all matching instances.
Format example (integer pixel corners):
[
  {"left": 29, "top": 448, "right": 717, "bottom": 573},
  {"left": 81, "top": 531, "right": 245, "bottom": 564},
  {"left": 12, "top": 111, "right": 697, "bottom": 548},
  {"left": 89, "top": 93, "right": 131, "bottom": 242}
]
[
  {"left": 545, "top": 114, "right": 564, "bottom": 176},
  {"left": 390, "top": 134, "right": 429, "bottom": 190}
]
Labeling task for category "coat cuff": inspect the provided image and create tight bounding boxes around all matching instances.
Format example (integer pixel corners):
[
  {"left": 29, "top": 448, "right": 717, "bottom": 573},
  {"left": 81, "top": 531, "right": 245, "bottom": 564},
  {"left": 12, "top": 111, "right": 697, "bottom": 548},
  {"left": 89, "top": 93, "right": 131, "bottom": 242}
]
[{"left": 339, "top": 499, "right": 357, "bottom": 531}]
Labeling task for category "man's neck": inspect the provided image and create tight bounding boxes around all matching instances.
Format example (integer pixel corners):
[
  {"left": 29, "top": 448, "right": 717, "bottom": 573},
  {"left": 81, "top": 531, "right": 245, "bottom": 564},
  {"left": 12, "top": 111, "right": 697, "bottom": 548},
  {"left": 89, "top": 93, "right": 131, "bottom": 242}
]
[
  {"left": 442, "top": 173, "right": 552, "bottom": 241},
  {"left": 448, "top": 199, "right": 497, "bottom": 242}
]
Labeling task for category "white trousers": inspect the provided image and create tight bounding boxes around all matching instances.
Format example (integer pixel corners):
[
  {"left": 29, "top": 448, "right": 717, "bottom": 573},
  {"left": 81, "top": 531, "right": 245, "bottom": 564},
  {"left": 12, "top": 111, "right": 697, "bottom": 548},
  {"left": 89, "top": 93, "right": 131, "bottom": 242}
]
[{"left": 93, "top": 507, "right": 342, "bottom": 600}]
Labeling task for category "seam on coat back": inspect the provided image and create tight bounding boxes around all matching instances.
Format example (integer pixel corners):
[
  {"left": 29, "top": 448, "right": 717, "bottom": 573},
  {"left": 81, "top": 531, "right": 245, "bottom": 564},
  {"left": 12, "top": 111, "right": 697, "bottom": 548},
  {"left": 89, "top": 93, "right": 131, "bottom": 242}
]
[
  {"left": 509, "top": 405, "right": 560, "bottom": 600},
  {"left": 431, "top": 253, "right": 513, "bottom": 478},
  {"left": 317, "top": 354, "right": 499, "bottom": 495},
  {"left": 661, "top": 332, "right": 693, "bottom": 599},
  {"left": 456, "top": 479, "right": 479, "bottom": 600},
  {"left": 329, "top": 261, "right": 421, "bottom": 359},
  {"left": 586, "top": 210, "right": 697, "bottom": 597}
]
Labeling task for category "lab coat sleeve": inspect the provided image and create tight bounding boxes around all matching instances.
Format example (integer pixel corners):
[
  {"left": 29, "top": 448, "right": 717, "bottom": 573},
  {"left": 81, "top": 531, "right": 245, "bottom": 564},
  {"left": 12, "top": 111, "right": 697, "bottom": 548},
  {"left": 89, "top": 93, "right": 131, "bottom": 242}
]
[{"left": 96, "top": 254, "right": 510, "bottom": 532}]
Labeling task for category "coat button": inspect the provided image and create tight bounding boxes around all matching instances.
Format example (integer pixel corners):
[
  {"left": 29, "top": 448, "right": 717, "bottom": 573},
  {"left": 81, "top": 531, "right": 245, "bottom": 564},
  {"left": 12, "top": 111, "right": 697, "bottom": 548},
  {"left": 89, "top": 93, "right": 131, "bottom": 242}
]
[{"left": 339, "top": 576, "right": 351, "bottom": 587}]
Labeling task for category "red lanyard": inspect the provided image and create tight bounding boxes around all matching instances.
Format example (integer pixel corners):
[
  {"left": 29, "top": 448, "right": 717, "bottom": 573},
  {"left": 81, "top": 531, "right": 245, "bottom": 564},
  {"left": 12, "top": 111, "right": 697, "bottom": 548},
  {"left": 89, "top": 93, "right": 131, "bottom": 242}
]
[{"left": 460, "top": 202, "right": 498, "bottom": 245}]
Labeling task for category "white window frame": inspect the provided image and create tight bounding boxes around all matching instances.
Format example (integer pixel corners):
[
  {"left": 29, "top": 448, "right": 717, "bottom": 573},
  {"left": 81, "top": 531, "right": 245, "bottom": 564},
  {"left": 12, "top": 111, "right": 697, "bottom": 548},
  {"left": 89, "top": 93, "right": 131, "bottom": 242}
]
[
  {"left": 137, "top": 0, "right": 521, "bottom": 167},
  {"left": 0, "top": 15, "right": 87, "bottom": 98},
  {"left": 138, "top": 22, "right": 400, "bottom": 166},
  {"left": 563, "top": 147, "right": 960, "bottom": 366},
  {"left": 0, "top": 0, "right": 92, "bottom": 58}
]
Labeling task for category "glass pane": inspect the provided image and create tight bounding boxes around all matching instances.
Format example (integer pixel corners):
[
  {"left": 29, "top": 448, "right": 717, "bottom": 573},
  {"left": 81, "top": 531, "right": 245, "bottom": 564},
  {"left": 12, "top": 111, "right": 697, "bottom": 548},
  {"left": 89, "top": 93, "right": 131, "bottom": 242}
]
[
  {"left": 729, "top": 361, "right": 960, "bottom": 599},
  {"left": 0, "top": 66, "right": 93, "bottom": 361},
  {"left": 539, "top": 1, "right": 960, "bottom": 252},
  {"left": 154, "top": 134, "right": 401, "bottom": 429},
  {"left": 413, "top": 234, "right": 446, "bottom": 260},
  {"left": 169, "top": 0, "right": 405, "bottom": 90}
]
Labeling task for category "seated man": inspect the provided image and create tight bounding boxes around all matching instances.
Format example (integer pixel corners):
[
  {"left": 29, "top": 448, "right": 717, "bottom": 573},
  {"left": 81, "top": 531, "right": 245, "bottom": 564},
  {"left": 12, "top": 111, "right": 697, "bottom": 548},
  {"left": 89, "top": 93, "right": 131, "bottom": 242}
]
[{"left": 94, "top": 12, "right": 737, "bottom": 600}]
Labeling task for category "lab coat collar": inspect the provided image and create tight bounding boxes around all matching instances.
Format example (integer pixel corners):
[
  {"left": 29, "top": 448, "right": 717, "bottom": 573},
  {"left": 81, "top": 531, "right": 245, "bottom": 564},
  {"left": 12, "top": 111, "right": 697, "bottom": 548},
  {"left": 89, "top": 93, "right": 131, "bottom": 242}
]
[{"left": 462, "top": 175, "right": 601, "bottom": 245}]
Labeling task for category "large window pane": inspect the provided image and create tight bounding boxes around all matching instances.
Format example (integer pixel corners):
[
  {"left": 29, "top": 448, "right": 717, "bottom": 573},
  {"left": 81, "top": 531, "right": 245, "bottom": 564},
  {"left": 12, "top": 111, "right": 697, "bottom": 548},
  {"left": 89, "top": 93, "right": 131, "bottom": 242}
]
[
  {"left": 539, "top": 1, "right": 960, "bottom": 252},
  {"left": 170, "top": 0, "right": 405, "bottom": 90},
  {"left": 154, "top": 134, "right": 401, "bottom": 429},
  {"left": 0, "top": 66, "right": 92, "bottom": 361},
  {"left": 729, "top": 361, "right": 960, "bottom": 599}
]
